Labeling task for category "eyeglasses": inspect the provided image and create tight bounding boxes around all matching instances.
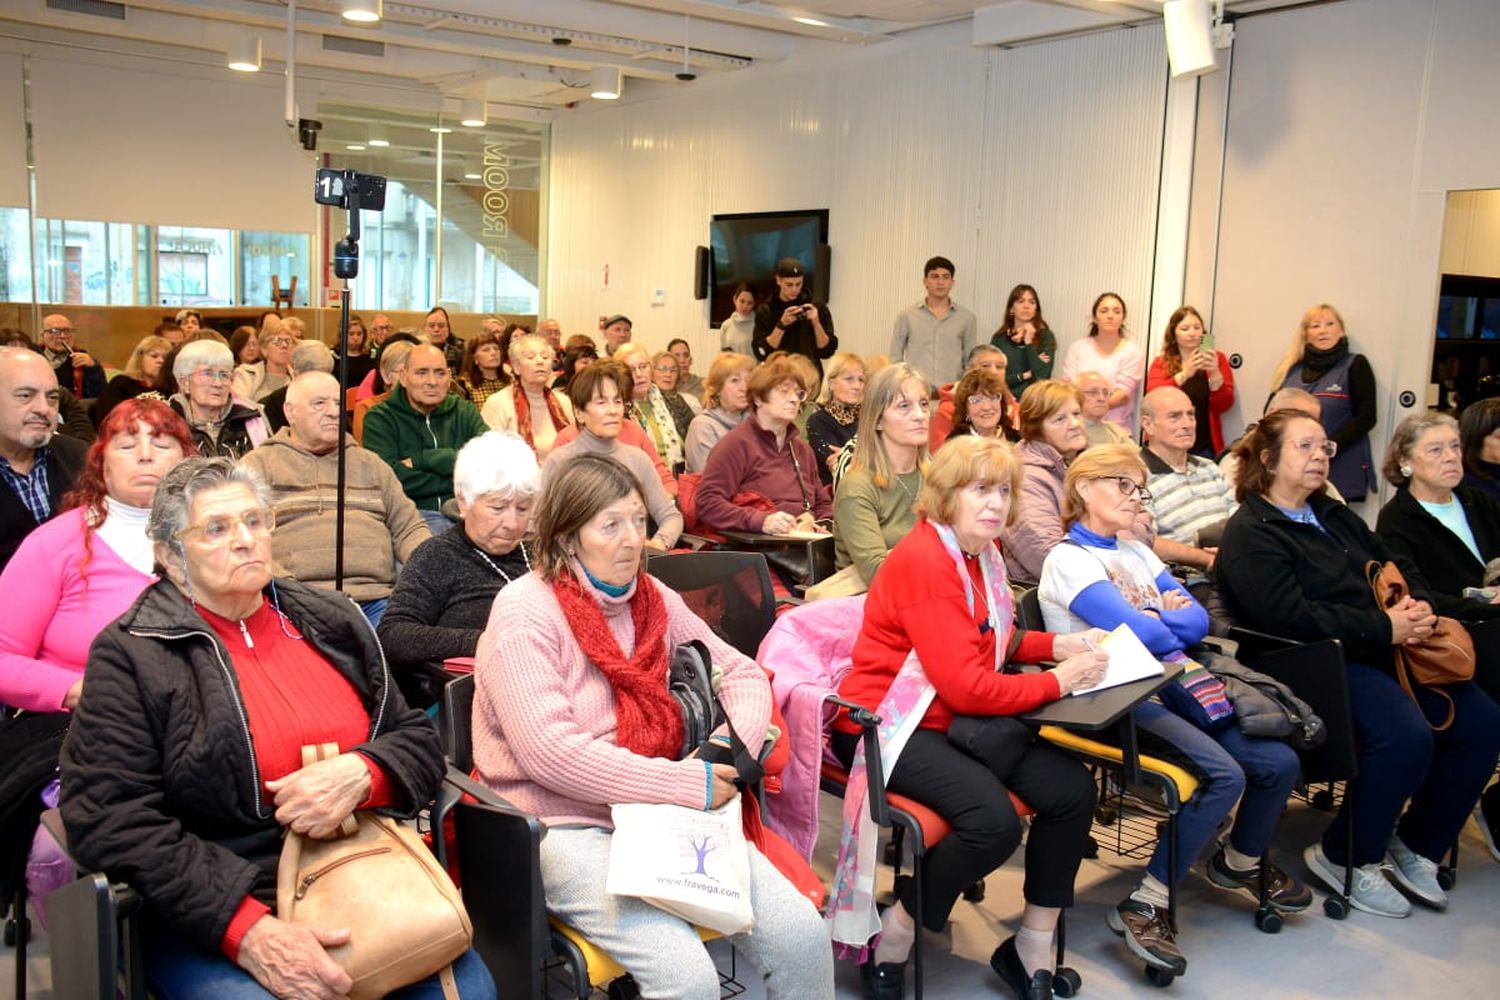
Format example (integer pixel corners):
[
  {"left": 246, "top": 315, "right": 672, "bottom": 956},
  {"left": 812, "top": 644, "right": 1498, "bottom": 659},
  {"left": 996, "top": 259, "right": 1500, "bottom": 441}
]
[
  {"left": 266, "top": 336, "right": 294, "bottom": 348},
  {"left": 1288, "top": 438, "right": 1337, "bottom": 458},
  {"left": 1094, "top": 476, "right": 1152, "bottom": 502},
  {"left": 191, "top": 369, "right": 234, "bottom": 384},
  {"left": 653, "top": 363, "right": 678, "bottom": 373},
  {"left": 42, "top": 326, "right": 74, "bottom": 336},
  {"left": 772, "top": 384, "right": 808, "bottom": 402},
  {"left": 175, "top": 508, "right": 274, "bottom": 545},
  {"left": 1081, "top": 388, "right": 1111, "bottom": 399},
  {"left": 967, "top": 394, "right": 1004, "bottom": 406}
]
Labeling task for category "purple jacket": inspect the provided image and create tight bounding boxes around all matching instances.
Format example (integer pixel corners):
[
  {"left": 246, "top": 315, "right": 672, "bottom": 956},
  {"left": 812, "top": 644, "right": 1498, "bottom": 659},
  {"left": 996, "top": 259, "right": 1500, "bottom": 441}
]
[
  {"left": 696, "top": 416, "right": 833, "bottom": 533},
  {"left": 757, "top": 595, "right": 866, "bottom": 860},
  {"left": 1002, "top": 439, "right": 1068, "bottom": 584}
]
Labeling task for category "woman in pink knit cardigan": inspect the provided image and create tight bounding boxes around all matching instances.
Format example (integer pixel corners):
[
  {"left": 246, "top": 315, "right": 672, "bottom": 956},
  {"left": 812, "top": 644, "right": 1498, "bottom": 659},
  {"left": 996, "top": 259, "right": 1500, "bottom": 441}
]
[{"left": 472, "top": 454, "right": 833, "bottom": 1000}]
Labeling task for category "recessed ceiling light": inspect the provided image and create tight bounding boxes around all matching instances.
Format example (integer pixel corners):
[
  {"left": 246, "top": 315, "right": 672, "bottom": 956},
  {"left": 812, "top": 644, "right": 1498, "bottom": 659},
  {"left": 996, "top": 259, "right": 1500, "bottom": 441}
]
[
  {"left": 793, "top": 16, "right": 829, "bottom": 27},
  {"left": 345, "top": 144, "right": 367, "bottom": 151},
  {"left": 340, "top": 0, "right": 382, "bottom": 24},
  {"left": 429, "top": 126, "right": 453, "bottom": 134}
]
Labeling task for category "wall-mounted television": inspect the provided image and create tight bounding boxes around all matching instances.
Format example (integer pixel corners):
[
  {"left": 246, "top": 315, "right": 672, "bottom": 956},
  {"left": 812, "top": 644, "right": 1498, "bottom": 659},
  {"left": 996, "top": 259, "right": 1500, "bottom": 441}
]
[{"left": 709, "top": 209, "right": 829, "bottom": 327}]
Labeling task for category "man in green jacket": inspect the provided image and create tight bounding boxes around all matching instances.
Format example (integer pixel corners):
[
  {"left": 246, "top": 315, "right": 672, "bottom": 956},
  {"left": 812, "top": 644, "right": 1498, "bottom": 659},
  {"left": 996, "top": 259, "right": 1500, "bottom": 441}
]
[{"left": 363, "top": 343, "right": 487, "bottom": 534}]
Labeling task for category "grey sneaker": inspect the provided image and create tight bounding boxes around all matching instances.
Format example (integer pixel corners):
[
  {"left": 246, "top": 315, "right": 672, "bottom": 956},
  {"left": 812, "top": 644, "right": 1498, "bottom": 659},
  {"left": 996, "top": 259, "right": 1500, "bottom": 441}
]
[
  {"left": 1385, "top": 837, "right": 1448, "bottom": 910},
  {"left": 1303, "top": 842, "right": 1411, "bottom": 918}
]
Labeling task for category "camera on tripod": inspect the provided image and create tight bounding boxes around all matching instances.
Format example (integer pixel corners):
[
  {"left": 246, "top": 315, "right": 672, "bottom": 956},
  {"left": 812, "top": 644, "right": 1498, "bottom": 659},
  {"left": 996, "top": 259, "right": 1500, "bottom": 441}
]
[{"left": 314, "top": 168, "right": 387, "bottom": 279}]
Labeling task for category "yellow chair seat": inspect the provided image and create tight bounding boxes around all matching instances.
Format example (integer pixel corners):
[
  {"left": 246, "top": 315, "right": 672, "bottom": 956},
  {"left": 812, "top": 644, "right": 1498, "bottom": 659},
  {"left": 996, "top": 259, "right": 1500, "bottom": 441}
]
[
  {"left": 1038, "top": 725, "right": 1200, "bottom": 803},
  {"left": 549, "top": 915, "right": 721, "bottom": 987}
]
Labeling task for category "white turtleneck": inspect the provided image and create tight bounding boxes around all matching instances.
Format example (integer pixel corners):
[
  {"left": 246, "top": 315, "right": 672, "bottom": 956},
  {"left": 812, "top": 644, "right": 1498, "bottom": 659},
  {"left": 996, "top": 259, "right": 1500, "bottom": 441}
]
[{"left": 95, "top": 496, "right": 156, "bottom": 574}]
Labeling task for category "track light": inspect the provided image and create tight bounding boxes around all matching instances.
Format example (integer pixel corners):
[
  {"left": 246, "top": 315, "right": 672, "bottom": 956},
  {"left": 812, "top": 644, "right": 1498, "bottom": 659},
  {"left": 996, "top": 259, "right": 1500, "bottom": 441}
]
[
  {"left": 339, "top": 0, "right": 382, "bottom": 24},
  {"left": 227, "top": 34, "right": 261, "bottom": 73},
  {"left": 459, "top": 99, "right": 487, "bottom": 128},
  {"left": 590, "top": 66, "right": 622, "bottom": 101}
]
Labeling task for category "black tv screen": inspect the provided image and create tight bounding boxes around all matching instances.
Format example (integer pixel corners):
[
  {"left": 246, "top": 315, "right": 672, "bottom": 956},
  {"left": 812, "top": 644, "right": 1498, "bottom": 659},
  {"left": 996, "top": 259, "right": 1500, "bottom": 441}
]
[{"left": 709, "top": 209, "right": 828, "bottom": 327}]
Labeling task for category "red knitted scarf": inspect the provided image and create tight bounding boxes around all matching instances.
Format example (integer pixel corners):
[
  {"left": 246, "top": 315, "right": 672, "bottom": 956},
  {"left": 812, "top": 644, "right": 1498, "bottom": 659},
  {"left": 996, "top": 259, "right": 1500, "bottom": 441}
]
[
  {"left": 513, "top": 384, "right": 569, "bottom": 449},
  {"left": 550, "top": 570, "right": 683, "bottom": 759}
]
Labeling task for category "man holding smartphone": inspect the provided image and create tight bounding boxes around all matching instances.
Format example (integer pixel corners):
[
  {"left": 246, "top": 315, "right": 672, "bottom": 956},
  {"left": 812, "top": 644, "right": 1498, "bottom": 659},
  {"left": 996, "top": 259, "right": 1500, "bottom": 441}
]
[{"left": 752, "top": 257, "right": 838, "bottom": 375}]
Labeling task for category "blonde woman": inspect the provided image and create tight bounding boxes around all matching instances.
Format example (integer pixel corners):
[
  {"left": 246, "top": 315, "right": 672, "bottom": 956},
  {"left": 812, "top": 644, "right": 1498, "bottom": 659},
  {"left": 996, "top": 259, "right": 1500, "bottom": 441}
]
[
  {"left": 683, "top": 352, "right": 754, "bottom": 473},
  {"left": 616, "top": 342, "right": 693, "bottom": 473},
  {"left": 96, "top": 334, "right": 172, "bottom": 424},
  {"left": 806, "top": 351, "right": 866, "bottom": 485}
]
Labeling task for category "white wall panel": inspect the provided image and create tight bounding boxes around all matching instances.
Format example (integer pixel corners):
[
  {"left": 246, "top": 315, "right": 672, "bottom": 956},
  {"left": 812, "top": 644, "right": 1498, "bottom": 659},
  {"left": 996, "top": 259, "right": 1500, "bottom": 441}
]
[
  {"left": 547, "top": 22, "right": 1170, "bottom": 376},
  {"left": 1208, "top": 0, "right": 1500, "bottom": 510},
  {"left": 0, "top": 54, "right": 28, "bottom": 209}
]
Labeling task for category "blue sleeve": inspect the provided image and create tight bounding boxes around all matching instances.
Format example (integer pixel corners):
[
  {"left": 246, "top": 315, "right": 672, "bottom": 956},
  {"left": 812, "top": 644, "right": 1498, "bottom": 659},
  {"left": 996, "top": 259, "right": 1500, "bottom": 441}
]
[
  {"left": 1067, "top": 580, "right": 1185, "bottom": 656},
  {"left": 1153, "top": 569, "right": 1209, "bottom": 647}
]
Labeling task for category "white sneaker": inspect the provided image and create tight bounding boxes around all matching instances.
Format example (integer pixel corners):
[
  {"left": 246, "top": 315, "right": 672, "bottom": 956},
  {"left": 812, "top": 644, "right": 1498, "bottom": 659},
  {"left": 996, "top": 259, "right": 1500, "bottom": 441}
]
[
  {"left": 1303, "top": 843, "right": 1411, "bottom": 918},
  {"left": 1385, "top": 836, "right": 1448, "bottom": 910}
]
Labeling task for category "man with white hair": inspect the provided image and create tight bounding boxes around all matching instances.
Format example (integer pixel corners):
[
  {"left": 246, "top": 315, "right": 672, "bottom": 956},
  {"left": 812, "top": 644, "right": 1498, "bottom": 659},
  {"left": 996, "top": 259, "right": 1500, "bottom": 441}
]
[
  {"left": 0, "top": 347, "right": 88, "bottom": 571},
  {"left": 242, "top": 371, "right": 429, "bottom": 626},
  {"left": 1078, "top": 370, "right": 1133, "bottom": 447},
  {"left": 262, "top": 338, "right": 336, "bottom": 433}
]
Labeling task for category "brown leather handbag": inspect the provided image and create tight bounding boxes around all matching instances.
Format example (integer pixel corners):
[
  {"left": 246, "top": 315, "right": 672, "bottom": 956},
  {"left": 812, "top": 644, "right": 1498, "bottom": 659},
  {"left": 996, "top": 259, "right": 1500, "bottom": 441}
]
[
  {"left": 276, "top": 744, "right": 472, "bottom": 1000},
  {"left": 1365, "top": 561, "right": 1476, "bottom": 730}
]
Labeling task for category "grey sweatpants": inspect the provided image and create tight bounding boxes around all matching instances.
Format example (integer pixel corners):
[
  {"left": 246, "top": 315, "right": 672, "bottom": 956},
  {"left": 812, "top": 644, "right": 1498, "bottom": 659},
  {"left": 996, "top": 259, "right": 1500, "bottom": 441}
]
[{"left": 539, "top": 825, "right": 835, "bottom": 1000}]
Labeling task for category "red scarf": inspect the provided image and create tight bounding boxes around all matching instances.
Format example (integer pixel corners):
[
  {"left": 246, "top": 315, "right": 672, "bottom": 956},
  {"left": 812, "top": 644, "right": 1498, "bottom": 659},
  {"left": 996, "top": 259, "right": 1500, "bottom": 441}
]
[
  {"left": 550, "top": 570, "right": 683, "bottom": 759},
  {"left": 513, "top": 384, "right": 569, "bottom": 450}
]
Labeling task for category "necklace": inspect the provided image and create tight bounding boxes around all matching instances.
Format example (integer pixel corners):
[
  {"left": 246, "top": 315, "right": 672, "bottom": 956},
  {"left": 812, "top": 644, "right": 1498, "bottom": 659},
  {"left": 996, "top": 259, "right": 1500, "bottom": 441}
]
[{"left": 474, "top": 543, "right": 531, "bottom": 583}]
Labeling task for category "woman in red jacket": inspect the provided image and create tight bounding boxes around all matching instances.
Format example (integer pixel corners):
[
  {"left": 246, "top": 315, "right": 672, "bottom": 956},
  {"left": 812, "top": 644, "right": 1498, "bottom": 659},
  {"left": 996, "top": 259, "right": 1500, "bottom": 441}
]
[
  {"left": 830, "top": 436, "right": 1107, "bottom": 1000},
  {"left": 1146, "top": 306, "right": 1235, "bottom": 457}
]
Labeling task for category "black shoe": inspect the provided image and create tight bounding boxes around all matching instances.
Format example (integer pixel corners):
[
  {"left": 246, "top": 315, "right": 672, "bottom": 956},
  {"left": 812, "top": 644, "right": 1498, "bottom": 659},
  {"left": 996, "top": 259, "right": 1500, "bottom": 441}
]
[
  {"left": 990, "top": 936, "right": 1053, "bottom": 1000},
  {"left": 860, "top": 957, "right": 906, "bottom": 1000},
  {"left": 1206, "top": 848, "right": 1313, "bottom": 913}
]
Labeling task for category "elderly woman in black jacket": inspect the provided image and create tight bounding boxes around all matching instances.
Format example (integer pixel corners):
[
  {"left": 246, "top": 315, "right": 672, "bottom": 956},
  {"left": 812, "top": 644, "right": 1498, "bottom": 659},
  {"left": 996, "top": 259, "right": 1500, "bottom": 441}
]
[
  {"left": 1217, "top": 410, "right": 1500, "bottom": 918},
  {"left": 60, "top": 457, "right": 493, "bottom": 1000}
]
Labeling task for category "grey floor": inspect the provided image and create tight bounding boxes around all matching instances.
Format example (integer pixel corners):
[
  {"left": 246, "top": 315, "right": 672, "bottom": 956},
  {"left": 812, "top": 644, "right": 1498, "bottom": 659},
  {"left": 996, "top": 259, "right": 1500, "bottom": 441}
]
[{"left": 5, "top": 793, "right": 1498, "bottom": 999}]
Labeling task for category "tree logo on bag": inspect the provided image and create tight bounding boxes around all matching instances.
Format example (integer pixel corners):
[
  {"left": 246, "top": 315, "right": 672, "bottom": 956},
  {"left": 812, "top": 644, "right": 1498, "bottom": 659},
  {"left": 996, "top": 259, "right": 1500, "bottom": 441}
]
[{"left": 685, "top": 833, "right": 721, "bottom": 881}]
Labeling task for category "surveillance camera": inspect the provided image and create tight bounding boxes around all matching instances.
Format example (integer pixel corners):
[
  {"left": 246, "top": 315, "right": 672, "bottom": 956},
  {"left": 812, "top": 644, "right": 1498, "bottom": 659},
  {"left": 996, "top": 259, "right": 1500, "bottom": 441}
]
[
  {"left": 297, "top": 118, "right": 323, "bottom": 152},
  {"left": 675, "top": 71, "right": 697, "bottom": 82}
]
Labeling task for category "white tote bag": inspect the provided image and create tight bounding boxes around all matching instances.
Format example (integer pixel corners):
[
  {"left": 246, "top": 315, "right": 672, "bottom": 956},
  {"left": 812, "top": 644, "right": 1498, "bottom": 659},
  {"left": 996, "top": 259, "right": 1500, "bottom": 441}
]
[{"left": 605, "top": 798, "right": 754, "bottom": 935}]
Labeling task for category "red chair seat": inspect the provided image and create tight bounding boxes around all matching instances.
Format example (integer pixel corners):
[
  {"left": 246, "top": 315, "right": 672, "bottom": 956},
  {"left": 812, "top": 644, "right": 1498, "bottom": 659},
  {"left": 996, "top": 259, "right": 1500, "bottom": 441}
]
[{"left": 821, "top": 761, "right": 1034, "bottom": 849}]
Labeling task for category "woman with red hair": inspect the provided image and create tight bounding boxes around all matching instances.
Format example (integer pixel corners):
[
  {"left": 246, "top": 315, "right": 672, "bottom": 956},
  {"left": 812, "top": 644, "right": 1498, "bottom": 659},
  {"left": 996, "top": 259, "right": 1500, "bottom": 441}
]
[{"left": 0, "top": 398, "right": 193, "bottom": 923}]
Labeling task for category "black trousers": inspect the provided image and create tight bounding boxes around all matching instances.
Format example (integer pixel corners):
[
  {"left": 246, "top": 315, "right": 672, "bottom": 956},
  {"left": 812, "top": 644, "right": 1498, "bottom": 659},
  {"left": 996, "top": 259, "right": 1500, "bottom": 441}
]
[{"left": 834, "top": 722, "right": 1096, "bottom": 931}]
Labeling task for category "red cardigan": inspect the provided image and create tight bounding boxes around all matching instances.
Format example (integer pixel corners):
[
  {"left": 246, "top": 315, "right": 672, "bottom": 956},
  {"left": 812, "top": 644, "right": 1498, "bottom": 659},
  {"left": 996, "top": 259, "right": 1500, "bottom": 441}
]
[
  {"left": 1145, "top": 351, "right": 1236, "bottom": 455},
  {"left": 836, "top": 520, "right": 1060, "bottom": 734}
]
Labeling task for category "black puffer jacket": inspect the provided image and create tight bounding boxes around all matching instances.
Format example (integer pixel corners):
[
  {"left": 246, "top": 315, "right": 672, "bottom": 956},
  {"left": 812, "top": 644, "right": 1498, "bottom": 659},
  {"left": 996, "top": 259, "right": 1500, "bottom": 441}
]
[{"left": 59, "top": 577, "right": 443, "bottom": 953}]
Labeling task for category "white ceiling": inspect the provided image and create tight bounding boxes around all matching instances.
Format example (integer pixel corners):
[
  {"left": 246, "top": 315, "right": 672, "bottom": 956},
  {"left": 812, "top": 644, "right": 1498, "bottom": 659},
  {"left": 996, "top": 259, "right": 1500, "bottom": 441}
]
[{"left": 0, "top": 0, "right": 1324, "bottom": 119}]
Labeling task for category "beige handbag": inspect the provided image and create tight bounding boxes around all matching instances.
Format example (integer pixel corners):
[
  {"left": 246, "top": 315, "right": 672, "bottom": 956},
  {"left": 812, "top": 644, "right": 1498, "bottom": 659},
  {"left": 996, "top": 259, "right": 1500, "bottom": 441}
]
[
  {"left": 276, "top": 744, "right": 471, "bottom": 1000},
  {"left": 803, "top": 563, "right": 868, "bottom": 601}
]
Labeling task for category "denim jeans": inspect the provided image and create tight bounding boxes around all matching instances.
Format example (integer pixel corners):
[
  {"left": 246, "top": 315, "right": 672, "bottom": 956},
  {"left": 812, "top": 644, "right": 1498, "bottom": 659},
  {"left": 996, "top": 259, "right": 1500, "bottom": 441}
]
[
  {"left": 144, "top": 933, "right": 496, "bottom": 1000},
  {"left": 420, "top": 509, "right": 452, "bottom": 536},
  {"left": 358, "top": 596, "right": 389, "bottom": 628},
  {"left": 1133, "top": 700, "right": 1301, "bottom": 885},
  {"left": 1323, "top": 663, "right": 1500, "bottom": 866}
]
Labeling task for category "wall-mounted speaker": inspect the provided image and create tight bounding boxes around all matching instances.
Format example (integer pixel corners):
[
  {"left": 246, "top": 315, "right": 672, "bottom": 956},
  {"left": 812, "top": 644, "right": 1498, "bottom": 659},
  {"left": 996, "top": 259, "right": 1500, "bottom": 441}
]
[
  {"left": 1164, "top": 0, "right": 1217, "bottom": 79},
  {"left": 693, "top": 245, "right": 712, "bottom": 301},
  {"left": 813, "top": 243, "right": 831, "bottom": 301}
]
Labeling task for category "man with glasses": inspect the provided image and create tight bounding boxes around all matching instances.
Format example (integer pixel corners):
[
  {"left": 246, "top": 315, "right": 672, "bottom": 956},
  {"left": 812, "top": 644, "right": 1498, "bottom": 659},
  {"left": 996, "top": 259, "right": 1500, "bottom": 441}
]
[
  {"left": 37, "top": 313, "right": 106, "bottom": 400},
  {"left": 0, "top": 346, "right": 88, "bottom": 571},
  {"left": 363, "top": 343, "right": 487, "bottom": 534},
  {"left": 425, "top": 306, "right": 465, "bottom": 374},
  {"left": 889, "top": 255, "right": 978, "bottom": 386},
  {"left": 369, "top": 313, "right": 394, "bottom": 349},
  {"left": 1078, "top": 370, "right": 1134, "bottom": 447},
  {"left": 244, "top": 372, "right": 430, "bottom": 627}
]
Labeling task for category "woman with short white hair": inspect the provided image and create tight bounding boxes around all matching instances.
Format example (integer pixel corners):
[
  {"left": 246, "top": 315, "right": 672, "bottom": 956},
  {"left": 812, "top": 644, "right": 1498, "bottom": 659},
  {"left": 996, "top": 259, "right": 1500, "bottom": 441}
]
[
  {"left": 169, "top": 340, "right": 268, "bottom": 459},
  {"left": 480, "top": 334, "right": 574, "bottom": 460},
  {"left": 378, "top": 431, "right": 541, "bottom": 707}
]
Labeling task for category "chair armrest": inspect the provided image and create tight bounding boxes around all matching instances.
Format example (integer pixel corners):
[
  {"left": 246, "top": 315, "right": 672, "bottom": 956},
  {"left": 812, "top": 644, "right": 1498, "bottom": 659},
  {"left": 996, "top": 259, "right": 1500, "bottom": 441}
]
[
  {"left": 1037, "top": 726, "right": 1200, "bottom": 807},
  {"left": 824, "top": 696, "right": 889, "bottom": 828},
  {"left": 451, "top": 792, "right": 550, "bottom": 1000}
]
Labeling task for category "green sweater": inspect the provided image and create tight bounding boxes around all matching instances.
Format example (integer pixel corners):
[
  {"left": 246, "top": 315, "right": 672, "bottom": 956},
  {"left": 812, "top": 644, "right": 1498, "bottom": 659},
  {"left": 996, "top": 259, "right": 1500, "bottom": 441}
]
[
  {"left": 832, "top": 465, "right": 921, "bottom": 583},
  {"left": 362, "top": 386, "right": 488, "bottom": 510}
]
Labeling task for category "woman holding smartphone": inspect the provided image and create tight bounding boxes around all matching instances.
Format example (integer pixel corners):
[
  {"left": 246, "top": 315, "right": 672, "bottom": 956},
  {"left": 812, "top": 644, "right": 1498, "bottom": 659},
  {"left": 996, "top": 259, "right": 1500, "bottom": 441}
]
[{"left": 1146, "top": 306, "right": 1235, "bottom": 458}]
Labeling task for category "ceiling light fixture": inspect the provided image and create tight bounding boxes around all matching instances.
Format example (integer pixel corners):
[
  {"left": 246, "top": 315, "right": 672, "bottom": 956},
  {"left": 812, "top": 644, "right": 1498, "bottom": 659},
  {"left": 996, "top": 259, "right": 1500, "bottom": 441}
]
[
  {"left": 367, "top": 126, "right": 390, "bottom": 148},
  {"left": 793, "top": 16, "right": 829, "bottom": 28},
  {"left": 345, "top": 143, "right": 367, "bottom": 151},
  {"left": 590, "top": 66, "right": 622, "bottom": 100},
  {"left": 459, "top": 99, "right": 487, "bottom": 128},
  {"left": 464, "top": 172, "right": 482, "bottom": 180},
  {"left": 429, "top": 125, "right": 453, "bottom": 134},
  {"left": 227, "top": 34, "right": 261, "bottom": 73},
  {"left": 340, "top": 0, "right": 382, "bottom": 24}
]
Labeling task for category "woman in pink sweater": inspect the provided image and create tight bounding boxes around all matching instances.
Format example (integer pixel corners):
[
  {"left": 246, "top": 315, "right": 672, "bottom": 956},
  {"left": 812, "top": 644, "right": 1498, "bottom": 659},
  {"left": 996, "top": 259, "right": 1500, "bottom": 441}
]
[
  {"left": 0, "top": 397, "right": 193, "bottom": 923},
  {"left": 473, "top": 454, "right": 833, "bottom": 1000}
]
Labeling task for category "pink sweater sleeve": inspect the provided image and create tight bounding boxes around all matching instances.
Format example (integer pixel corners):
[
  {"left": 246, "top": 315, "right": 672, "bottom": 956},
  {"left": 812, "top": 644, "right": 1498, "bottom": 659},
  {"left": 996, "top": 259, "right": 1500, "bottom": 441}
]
[
  {"left": 0, "top": 515, "right": 91, "bottom": 712},
  {"left": 479, "top": 581, "right": 710, "bottom": 810}
]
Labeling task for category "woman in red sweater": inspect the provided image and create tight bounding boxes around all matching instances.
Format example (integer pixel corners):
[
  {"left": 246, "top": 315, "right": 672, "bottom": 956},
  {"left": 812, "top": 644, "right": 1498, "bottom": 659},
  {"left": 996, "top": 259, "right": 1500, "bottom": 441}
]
[
  {"left": 1145, "top": 306, "right": 1235, "bottom": 457},
  {"left": 832, "top": 436, "right": 1107, "bottom": 1000}
]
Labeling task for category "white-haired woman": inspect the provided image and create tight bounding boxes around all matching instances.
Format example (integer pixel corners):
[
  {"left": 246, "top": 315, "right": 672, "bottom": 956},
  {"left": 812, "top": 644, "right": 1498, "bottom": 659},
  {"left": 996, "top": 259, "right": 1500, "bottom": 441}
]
[
  {"left": 617, "top": 342, "right": 694, "bottom": 473},
  {"left": 231, "top": 323, "right": 295, "bottom": 403},
  {"left": 378, "top": 431, "right": 541, "bottom": 708},
  {"left": 480, "top": 334, "right": 574, "bottom": 460},
  {"left": 169, "top": 339, "right": 269, "bottom": 459}
]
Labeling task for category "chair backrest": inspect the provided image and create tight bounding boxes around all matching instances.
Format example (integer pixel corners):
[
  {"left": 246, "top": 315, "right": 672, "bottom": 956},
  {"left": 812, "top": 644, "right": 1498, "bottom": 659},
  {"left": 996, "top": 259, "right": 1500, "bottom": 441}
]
[
  {"left": 646, "top": 550, "right": 777, "bottom": 658},
  {"left": 442, "top": 673, "right": 477, "bottom": 772},
  {"left": 1013, "top": 585, "right": 1044, "bottom": 631},
  {"left": 1228, "top": 627, "right": 1358, "bottom": 783}
]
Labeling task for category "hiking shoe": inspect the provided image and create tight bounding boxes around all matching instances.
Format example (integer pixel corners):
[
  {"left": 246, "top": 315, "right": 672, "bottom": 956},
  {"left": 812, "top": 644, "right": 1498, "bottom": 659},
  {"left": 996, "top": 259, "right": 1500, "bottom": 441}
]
[
  {"left": 1107, "top": 898, "right": 1187, "bottom": 975},
  {"left": 1206, "top": 848, "right": 1313, "bottom": 912},
  {"left": 1478, "top": 783, "right": 1500, "bottom": 864},
  {"left": 1303, "top": 842, "right": 1410, "bottom": 918},
  {"left": 1385, "top": 837, "right": 1448, "bottom": 910}
]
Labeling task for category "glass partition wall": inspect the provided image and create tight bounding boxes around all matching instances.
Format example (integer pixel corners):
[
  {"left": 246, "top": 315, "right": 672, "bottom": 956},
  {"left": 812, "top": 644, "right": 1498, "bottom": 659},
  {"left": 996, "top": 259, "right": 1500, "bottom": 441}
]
[{"left": 0, "top": 58, "right": 547, "bottom": 326}]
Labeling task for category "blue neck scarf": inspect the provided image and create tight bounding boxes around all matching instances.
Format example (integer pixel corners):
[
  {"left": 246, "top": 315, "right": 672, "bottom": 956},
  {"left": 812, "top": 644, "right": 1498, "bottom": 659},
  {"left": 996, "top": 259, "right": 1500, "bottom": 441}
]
[
  {"left": 1068, "top": 522, "right": 1118, "bottom": 550},
  {"left": 582, "top": 563, "right": 632, "bottom": 598}
]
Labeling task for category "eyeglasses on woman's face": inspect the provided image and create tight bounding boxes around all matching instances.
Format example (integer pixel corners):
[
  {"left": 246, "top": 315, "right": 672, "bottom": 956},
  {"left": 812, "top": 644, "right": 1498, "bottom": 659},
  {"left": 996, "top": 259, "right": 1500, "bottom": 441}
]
[
  {"left": 191, "top": 368, "right": 234, "bottom": 384},
  {"left": 1093, "top": 476, "right": 1152, "bottom": 502},
  {"left": 175, "top": 507, "right": 274, "bottom": 545},
  {"left": 967, "top": 394, "right": 1004, "bottom": 407},
  {"left": 1287, "top": 438, "right": 1337, "bottom": 459}
]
